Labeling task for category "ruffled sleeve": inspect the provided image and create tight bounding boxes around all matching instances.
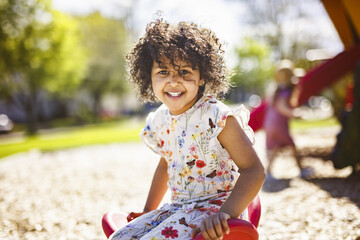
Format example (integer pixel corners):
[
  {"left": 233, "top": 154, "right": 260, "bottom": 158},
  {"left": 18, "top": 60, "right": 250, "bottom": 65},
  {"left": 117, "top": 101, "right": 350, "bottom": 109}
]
[
  {"left": 231, "top": 105, "right": 255, "bottom": 144},
  {"left": 211, "top": 103, "right": 255, "bottom": 144},
  {"left": 140, "top": 111, "right": 163, "bottom": 155}
]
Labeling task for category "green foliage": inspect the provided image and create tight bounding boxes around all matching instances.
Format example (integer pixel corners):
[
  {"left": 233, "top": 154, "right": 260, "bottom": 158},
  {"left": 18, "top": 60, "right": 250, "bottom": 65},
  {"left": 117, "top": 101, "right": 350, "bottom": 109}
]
[
  {"left": 231, "top": 37, "right": 274, "bottom": 96},
  {"left": 76, "top": 12, "right": 129, "bottom": 120},
  {"left": 41, "top": 11, "right": 87, "bottom": 95},
  {"left": 0, "top": 0, "right": 87, "bottom": 134},
  {"left": 0, "top": 1, "right": 86, "bottom": 95},
  {"left": 240, "top": 0, "right": 322, "bottom": 62}
]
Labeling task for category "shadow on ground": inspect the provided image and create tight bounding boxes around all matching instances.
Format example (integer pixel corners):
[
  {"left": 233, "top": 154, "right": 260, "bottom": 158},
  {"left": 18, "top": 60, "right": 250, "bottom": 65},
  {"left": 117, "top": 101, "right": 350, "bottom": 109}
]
[
  {"left": 306, "top": 175, "right": 360, "bottom": 207},
  {"left": 299, "top": 146, "right": 360, "bottom": 207},
  {"left": 262, "top": 145, "right": 360, "bottom": 205},
  {"left": 298, "top": 146, "right": 333, "bottom": 161},
  {"left": 262, "top": 178, "right": 291, "bottom": 193}
]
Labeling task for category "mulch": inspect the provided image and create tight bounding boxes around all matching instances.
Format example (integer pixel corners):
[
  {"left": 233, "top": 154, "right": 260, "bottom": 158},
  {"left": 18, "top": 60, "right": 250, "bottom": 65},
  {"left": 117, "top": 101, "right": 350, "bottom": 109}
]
[{"left": 0, "top": 127, "right": 359, "bottom": 240}]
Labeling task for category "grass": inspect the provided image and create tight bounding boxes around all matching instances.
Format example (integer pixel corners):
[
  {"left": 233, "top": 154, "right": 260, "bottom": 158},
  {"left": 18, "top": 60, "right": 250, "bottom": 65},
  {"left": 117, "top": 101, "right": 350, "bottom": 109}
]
[
  {"left": 290, "top": 117, "right": 339, "bottom": 132},
  {"left": 0, "top": 116, "right": 340, "bottom": 160},
  {"left": 0, "top": 119, "right": 143, "bottom": 159}
]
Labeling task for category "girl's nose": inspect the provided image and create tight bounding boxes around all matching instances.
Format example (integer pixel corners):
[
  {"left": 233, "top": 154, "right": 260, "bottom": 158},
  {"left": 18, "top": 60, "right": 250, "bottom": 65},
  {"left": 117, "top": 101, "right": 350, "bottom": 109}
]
[{"left": 168, "top": 72, "right": 181, "bottom": 86}]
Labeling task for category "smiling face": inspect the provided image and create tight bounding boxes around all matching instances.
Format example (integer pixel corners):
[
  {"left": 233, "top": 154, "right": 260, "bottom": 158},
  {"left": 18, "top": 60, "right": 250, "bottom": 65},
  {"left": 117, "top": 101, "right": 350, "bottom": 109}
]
[{"left": 151, "top": 58, "right": 203, "bottom": 115}]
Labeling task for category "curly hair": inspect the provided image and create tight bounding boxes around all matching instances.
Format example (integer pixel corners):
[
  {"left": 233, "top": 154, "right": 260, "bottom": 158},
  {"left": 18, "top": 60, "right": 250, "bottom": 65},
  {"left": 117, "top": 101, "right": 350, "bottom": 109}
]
[{"left": 126, "top": 19, "right": 231, "bottom": 102}]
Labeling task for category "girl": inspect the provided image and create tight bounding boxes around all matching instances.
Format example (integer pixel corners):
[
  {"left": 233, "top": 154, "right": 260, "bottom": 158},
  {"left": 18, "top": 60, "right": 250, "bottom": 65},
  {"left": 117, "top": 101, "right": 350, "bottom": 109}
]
[
  {"left": 263, "top": 60, "right": 311, "bottom": 180},
  {"left": 110, "top": 19, "right": 265, "bottom": 240}
]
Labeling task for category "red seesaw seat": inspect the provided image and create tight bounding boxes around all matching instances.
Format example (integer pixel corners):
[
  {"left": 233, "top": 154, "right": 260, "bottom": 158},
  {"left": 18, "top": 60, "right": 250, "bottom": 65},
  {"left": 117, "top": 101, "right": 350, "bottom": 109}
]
[{"left": 102, "top": 195, "right": 261, "bottom": 240}]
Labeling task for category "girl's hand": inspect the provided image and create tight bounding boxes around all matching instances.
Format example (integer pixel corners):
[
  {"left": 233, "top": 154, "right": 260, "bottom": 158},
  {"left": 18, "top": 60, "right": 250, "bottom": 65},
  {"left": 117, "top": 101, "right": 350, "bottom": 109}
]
[
  {"left": 126, "top": 212, "right": 145, "bottom": 222},
  {"left": 190, "top": 212, "right": 231, "bottom": 240},
  {"left": 292, "top": 108, "right": 303, "bottom": 119}
]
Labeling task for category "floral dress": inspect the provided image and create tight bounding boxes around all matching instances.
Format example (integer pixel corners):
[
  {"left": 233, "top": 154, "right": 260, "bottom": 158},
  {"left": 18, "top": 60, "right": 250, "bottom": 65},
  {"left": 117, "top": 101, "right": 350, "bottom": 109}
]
[{"left": 110, "top": 95, "right": 255, "bottom": 240}]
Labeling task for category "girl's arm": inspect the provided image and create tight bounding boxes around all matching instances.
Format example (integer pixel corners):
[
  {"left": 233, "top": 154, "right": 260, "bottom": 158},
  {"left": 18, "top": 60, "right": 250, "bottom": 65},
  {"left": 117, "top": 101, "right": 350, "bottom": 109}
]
[
  {"left": 143, "top": 157, "right": 169, "bottom": 213},
  {"left": 276, "top": 97, "right": 296, "bottom": 118},
  {"left": 217, "top": 116, "right": 265, "bottom": 217},
  {"left": 191, "top": 116, "right": 265, "bottom": 240}
]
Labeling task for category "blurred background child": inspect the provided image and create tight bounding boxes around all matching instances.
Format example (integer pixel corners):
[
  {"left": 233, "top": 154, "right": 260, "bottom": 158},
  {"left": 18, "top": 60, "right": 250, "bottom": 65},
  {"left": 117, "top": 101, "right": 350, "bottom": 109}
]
[{"left": 263, "top": 59, "right": 312, "bottom": 180}]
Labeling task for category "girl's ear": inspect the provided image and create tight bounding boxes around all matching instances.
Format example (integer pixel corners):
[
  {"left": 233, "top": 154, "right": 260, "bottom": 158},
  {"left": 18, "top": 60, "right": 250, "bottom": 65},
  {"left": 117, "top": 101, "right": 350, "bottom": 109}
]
[{"left": 198, "top": 79, "right": 205, "bottom": 96}]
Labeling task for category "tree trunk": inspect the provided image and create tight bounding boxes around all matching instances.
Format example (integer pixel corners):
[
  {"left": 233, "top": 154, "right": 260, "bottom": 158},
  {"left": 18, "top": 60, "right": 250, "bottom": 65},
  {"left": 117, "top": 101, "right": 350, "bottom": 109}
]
[
  {"left": 92, "top": 91, "right": 102, "bottom": 123},
  {"left": 24, "top": 89, "right": 38, "bottom": 136}
]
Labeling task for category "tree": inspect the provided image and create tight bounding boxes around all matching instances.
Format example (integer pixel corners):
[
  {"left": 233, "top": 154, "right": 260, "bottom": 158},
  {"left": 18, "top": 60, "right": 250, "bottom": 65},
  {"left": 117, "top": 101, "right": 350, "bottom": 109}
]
[
  {"left": 231, "top": 37, "right": 274, "bottom": 99},
  {"left": 0, "top": 0, "right": 87, "bottom": 135},
  {"left": 239, "top": 0, "right": 323, "bottom": 64},
  {"left": 76, "top": 12, "right": 129, "bottom": 122}
]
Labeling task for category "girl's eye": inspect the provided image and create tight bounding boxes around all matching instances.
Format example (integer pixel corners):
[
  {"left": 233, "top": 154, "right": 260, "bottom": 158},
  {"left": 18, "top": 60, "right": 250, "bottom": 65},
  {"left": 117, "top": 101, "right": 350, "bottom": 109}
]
[
  {"left": 159, "top": 70, "right": 168, "bottom": 75},
  {"left": 179, "top": 70, "right": 189, "bottom": 75}
]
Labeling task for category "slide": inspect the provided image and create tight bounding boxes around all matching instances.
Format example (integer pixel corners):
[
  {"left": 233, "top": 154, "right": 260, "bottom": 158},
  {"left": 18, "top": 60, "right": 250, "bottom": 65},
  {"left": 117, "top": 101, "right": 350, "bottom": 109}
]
[
  {"left": 248, "top": 44, "right": 360, "bottom": 132},
  {"left": 291, "top": 45, "right": 360, "bottom": 107}
]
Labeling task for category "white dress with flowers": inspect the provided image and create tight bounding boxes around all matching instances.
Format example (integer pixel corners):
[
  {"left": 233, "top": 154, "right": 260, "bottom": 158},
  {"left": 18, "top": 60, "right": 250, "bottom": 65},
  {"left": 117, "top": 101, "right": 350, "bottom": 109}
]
[{"left": 110, "top": 95, "right": 255, "bottom": 240}]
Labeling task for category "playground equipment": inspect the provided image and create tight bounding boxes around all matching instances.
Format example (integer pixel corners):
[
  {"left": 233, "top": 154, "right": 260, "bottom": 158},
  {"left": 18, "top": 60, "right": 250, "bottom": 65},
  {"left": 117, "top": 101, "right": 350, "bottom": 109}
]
[
  {"left": 248, "top": 45, "right": 360, "bottom": 132},
  {"left": 102, "top": 195, "right": 261, "bottom": 239},
  {"left": 248, "top": 0, "right": 360, "bottom": 132}
]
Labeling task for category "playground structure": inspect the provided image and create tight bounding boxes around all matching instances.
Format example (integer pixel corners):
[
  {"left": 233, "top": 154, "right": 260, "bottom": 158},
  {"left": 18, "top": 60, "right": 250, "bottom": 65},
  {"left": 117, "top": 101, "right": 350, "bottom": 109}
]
[
  {"left": 248, "top": 0, "right": 360, "bottom": 172},
  {"left": 248, "top": 45, "right": 360, "bottom": 131},
  {"left": 249, "top": 0, "right": 360, "bottom": 130}
]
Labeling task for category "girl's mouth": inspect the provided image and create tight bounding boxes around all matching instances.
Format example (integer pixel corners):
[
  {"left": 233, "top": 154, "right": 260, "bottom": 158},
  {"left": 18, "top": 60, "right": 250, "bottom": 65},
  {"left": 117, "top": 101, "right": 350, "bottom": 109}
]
[{"left": 166, "top": 92, "right": 184, "bottom": 97}]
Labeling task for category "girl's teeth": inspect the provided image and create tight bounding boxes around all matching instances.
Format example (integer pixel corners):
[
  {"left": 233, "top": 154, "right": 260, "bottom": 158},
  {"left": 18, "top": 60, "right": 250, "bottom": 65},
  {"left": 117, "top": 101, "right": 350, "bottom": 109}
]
[{"left": 168, "top": 92, "right": 182, "bottom": 97}]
